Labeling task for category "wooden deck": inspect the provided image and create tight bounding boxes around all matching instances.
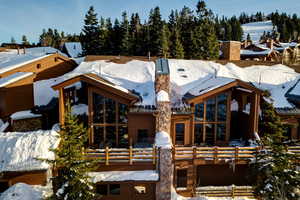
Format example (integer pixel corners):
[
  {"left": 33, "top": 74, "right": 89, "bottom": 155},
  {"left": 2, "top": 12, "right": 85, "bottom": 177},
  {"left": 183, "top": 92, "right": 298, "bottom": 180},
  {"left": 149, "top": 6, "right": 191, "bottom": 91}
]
[{"left": 84, "top": 146, "right": 300, "bottom": 166}]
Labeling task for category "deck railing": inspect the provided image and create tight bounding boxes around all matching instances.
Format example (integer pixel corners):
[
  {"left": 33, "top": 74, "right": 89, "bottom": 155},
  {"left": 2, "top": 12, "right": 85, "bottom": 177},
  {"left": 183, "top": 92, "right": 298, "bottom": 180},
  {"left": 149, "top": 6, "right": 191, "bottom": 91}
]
[
  {"left": 84, "top": 146, "right": 157, "bottom": 165},
  {"left": 196, "top": 185, "right": 255, "bottom": 198},
  {"left": 174, "top": 146, "right": 300, "bottom": 162}
]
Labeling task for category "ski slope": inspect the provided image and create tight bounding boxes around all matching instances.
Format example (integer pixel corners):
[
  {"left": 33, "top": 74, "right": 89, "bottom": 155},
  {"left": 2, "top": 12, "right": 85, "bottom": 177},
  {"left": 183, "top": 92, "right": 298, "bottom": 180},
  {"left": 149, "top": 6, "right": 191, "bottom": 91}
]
[{"left": 242, "top": 21, "right": 275, "bottom": 42}]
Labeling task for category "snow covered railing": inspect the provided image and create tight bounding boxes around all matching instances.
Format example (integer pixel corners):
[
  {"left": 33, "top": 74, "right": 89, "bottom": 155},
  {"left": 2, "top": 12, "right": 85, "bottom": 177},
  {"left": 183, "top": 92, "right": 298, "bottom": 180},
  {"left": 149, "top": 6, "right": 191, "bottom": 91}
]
[
  {"left": 84, "top": 146, "right": 157, "bottom": 165},
  {"left": 174, "top": 146, "right": 300, "bottom": 163},
  {"left": 196, "top": 185, "right": 255, "bottom": 198}
]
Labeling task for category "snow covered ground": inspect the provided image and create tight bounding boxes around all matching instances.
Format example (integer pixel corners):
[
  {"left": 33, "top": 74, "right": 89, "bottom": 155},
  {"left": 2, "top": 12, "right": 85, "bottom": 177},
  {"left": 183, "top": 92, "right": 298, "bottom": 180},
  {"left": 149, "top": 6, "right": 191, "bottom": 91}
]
[
  {"left": 0, "top": 130, "right": 59, "bottom": 172},
  {"left": 242, "top": 20, "right": 275, "bottom": 42}
]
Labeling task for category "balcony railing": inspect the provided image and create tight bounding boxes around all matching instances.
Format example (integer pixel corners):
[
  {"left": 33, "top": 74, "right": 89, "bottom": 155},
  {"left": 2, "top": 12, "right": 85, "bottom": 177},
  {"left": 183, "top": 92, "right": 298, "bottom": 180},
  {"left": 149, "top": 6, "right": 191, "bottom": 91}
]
[
  {"left": 174, "top": 146, "right": 300, "bottom": 163},
  {"left": 196, "top": 185, "right": 255, "bottom": 198},
  {"left": 84, "top": 146, "right": 157, "bottom": 165}
]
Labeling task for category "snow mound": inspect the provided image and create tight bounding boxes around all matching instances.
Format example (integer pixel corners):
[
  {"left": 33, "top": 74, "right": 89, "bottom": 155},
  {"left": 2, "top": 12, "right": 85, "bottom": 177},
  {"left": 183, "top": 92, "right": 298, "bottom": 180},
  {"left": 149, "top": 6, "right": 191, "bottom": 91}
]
[
  {"left": 157, "top": 90, "right": 170, "bottom": 102},
  {"left": 0, "top": 130, "right": 60, "bottom": 172},
  {"left": 89, "top": 170, "right": 159, "bottom": 183},
  {"left": 155, "top": 131, "right": 172, "bottom": 149},
  {"left": 11, "top": 110, "right": 42, "bottom": 120},
  {"left": 0, "top": 183, "right": 42, "bottom": 200},
  {"left": 242, "top": 20, "right": 275, "bottom": 42}
]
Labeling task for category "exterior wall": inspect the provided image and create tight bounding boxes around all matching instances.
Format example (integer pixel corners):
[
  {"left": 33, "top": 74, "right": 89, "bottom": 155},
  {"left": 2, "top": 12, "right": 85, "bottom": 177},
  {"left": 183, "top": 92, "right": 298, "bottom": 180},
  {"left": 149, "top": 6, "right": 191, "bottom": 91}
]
[
  {"left": 0, "top": 77, "right": 34, "bottom": 118},
  {"left": 0, "top": 170, "right": 48, "bottom": 186},
  {"left": 222, "top": 41, "right": 241, "bottom": 61},
  {"left": 95, "top": 182, "right": 156, "bottom": 200},
  {"left": 128, "top": 113, "right": 156, "bottom": 145}
]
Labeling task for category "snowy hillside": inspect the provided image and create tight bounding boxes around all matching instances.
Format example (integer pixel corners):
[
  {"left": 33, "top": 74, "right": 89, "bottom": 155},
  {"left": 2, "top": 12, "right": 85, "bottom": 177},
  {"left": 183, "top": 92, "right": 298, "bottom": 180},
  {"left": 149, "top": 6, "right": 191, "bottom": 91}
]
[{"left": 242, "top": 21, "right": 275, "bottom": 42}]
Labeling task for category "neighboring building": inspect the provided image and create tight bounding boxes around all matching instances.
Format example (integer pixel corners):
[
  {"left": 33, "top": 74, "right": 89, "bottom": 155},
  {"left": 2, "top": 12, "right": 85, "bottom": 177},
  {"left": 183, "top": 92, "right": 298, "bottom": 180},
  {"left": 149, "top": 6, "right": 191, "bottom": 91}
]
[
  {"left": 0, "top": 47, "right": 78, "bottom": 119},
  {"left": 62, "top": 42, "right": 83, "bottom": 58}
]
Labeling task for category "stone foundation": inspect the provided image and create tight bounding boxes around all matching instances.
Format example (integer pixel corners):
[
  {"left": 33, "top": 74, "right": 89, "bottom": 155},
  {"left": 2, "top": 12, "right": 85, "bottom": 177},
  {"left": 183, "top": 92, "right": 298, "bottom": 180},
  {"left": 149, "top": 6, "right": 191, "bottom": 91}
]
[{"left": 12, "top": 117, "right": 42, "bottom": 132}]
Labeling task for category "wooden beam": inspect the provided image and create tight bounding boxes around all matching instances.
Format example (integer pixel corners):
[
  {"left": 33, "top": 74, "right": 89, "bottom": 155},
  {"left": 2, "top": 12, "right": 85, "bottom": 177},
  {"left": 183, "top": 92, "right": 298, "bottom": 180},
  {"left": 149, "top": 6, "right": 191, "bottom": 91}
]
[{"left": 59, "top": 88, "right": 65, "bottom": 125}]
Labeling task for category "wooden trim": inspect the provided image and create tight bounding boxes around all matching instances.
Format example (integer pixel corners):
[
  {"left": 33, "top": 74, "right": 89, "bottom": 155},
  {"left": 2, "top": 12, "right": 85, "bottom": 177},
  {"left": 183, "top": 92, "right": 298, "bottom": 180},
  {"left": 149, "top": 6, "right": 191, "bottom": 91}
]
[
  {"left": 59, "top": 88, "right": 65, "bottom": 125},
  {"left": 187, "top": 80, "right": 262, "bottom": 104}
]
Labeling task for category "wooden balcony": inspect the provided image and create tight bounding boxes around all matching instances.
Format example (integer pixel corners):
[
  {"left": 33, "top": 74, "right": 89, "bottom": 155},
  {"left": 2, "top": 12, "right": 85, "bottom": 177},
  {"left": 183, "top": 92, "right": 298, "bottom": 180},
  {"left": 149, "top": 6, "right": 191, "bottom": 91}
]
[
  {"left": 196, "top": 185, "right": 255, "bottom": 199},
  {"left": 174, "top": 146, "right": 300, "bottom": 165},
  {"left": 84, "top": 146, "right": 157, "bottom": 166}
]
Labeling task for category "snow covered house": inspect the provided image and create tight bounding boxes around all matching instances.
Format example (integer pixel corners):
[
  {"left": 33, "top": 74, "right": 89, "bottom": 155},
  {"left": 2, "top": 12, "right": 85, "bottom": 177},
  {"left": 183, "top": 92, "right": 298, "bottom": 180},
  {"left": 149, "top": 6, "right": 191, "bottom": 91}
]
[
  {"left": 32, "top": 57, "right": 300, "bottom": 199},
  {"left": 0, "top": 47, "right": 78, "bottom": 121}
]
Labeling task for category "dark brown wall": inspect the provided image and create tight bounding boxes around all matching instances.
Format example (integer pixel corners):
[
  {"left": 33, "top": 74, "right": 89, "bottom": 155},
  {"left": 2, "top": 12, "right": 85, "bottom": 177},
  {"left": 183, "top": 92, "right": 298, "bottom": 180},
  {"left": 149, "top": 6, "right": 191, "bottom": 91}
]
[
  {"left": 128, "top": 113, "right": 156, "bottom": 144},
  {"left": 97, "top": 182, "right": 156, "bottom": 200},
  {"left": 196, "top": 164, "right": 251, "bottom": 186},
  {"left": 1, "top": 170, "right": 48, "bottom": 186}
]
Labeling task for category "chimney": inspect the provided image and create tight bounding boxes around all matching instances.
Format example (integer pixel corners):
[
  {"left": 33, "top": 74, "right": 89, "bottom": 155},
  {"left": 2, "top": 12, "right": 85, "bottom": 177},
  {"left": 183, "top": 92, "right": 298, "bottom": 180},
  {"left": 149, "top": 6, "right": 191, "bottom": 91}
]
[
  {"left": 266, "top": 39, "right": 274, "bottom": 49},
  {"left": 221, "top": 41, "right": 241, "bottom": 61},
  {"left": 154, "top": 58, "right": 171, "bottom": 134}
]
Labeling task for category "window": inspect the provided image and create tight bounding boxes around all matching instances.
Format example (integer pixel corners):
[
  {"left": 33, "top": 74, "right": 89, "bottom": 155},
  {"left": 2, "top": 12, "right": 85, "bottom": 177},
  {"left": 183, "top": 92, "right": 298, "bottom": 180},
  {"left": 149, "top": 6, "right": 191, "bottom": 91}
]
[
  {"left": 96, "top": 184, "right": 108, "bottom": 195},
  {"left": 96, "top": 184, "right": 121, "bottom": 196},
  {"left": 175, "top": 123, "right": 185, "bottom": 145},
  {"left": 137, "top": 129, "right": 148, "bottom": 144},
  {"left": 176, "top": 169, "right": 187, "bottom": 188},
  {"left": 194, "top": 93, "right": 228, "bottom": 144},
  {"left": 109, "top": 184, "right": 120, "bottom": 195},
  {"left": 0, "top": 182, "right": 9, "bottom": 193},
  {"left": 91, "top": 92, "right": 128, "bottom": 148}
]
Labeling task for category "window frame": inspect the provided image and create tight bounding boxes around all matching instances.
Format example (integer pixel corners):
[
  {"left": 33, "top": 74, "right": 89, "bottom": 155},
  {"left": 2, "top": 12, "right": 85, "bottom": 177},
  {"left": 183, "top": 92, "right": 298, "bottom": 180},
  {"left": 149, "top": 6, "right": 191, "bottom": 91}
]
[
  {"left": 193, "top": 91, "right": 231, "bottom": 145},
  {"left": 89, "top": 88, "right": 129, "bottom": 148}
]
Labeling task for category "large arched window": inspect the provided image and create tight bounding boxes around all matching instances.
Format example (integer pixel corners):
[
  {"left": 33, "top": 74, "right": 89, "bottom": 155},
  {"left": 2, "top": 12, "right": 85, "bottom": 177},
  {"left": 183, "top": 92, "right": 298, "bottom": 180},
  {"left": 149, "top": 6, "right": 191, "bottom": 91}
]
[
  {"left": 91, "top": 92, "right": 128, "bottom": 148},
  {"left": 194, "top": 93, "right": 228, "bottom": 145}
]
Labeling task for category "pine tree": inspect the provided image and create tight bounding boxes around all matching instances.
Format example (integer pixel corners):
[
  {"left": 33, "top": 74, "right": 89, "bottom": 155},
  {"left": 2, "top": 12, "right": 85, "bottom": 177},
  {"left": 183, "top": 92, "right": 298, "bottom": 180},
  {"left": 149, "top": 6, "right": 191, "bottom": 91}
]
[
  {"left": 47, "top": 105, "right": 96, "bottom": 200},
  {"left": 247, "top": 33, "right": 251, "bottom": 41},
  {"left": 170, "top": 30, "right": 184, "bottom": 59},
  {"left": 251, "top": 92, "right": 300, "bottom": 200},
  {"left": 148, "top": 7, "right": 163, "bottom": 56},
  {"left": 120, "top": 12, "right": 130, "bottom": 55},
  {"left": 160, "top": 24, "right": 170, "bottom": 57},
  {"left": 81, "top": 6, "right": 100, "bottom": 55},
  {"left": 22, "top": 35, "right": 30, "bottom": 45}
]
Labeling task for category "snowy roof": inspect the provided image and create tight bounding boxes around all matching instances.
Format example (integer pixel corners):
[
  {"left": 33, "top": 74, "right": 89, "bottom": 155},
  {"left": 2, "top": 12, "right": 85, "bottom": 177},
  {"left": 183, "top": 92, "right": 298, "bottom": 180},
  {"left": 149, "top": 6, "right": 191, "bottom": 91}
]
[
  {"left": 64, "top": 42, "right": 83, "bottom": 58},
  {"left": 88, "top": 170, "right": 159, "bottom": 182},
  {"left": 240, "top": 49, "right": 272, "bottom": 56},
  {"left": 11, "top": 110, "right": 42, "bottom": 120},
  {"left": 0, "top": 47, "right": 66, "bottom": 75},
  {"left": 242, "top": 20, "right": 275, "bottom": 42},
  {"left": 34, "top": 60, "right": 156, "bottom": 106},
  {"left": 0, "top": 130, "right": 60, "bottom": 173},
  {"left": 0, "top": 72, "right": 34, "bottom": 88},
  {"left": 34, "top": 59, "right": 300, "bottom": 109}
]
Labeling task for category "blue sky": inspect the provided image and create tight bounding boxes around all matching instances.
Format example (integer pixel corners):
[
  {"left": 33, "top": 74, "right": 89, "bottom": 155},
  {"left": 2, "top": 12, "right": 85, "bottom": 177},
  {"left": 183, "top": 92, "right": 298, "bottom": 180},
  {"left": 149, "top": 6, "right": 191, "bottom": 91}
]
[{"left": 0, "top": 0, "right": 299, "bottom": 43}]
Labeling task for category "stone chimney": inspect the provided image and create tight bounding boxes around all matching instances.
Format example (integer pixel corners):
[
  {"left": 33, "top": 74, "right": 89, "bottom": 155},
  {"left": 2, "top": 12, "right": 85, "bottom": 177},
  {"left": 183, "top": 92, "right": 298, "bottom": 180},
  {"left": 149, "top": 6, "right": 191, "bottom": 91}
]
[
  {"left": 155, "top": 58, "right": 171, "bottom": 134},
  {"left": 221, "top": 41, "right": 241, "bottom": 61},
  {"left": 266, "top": 39, "right": 274, "bottom": 49},
  {"left": 154, "top": 58, "right": 173, "bottom": 200}
]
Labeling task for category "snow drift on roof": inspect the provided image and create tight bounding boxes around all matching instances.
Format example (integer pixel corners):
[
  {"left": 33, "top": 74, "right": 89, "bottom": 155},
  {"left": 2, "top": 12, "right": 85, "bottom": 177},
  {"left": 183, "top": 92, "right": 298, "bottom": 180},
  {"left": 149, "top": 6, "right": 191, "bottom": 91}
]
[
  {"left": 64, "top": 42, "right": 83, "bottom": 58},
  {"left": 0, "top": 130, "right": 59, "bottom": 173},
  {"left": 155, "top": 131, "right": 172, "bottom": 149},
  {"left": 89, "top": 170, "right": 159, "bottom": 182},
  {"left": 34, "top": 60, "right": 156, "bottom": 106},
  {"left": 242, "top": 20, "right": 275, "bottom": 42},
  {"left": 0, "top": 72, "right": 33, "bottom": 87},
  {"left": 10, "top": 110, "right": 42, "bottom": 120},
  {"left": 0, "top": 183, "right": 42, "bottom": 200},
  {"left": 0, "top": 47, "right": 66, "bottom": 74},
  {"left": 157, "top": 90, "right": 170, "bottom": 102}
]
